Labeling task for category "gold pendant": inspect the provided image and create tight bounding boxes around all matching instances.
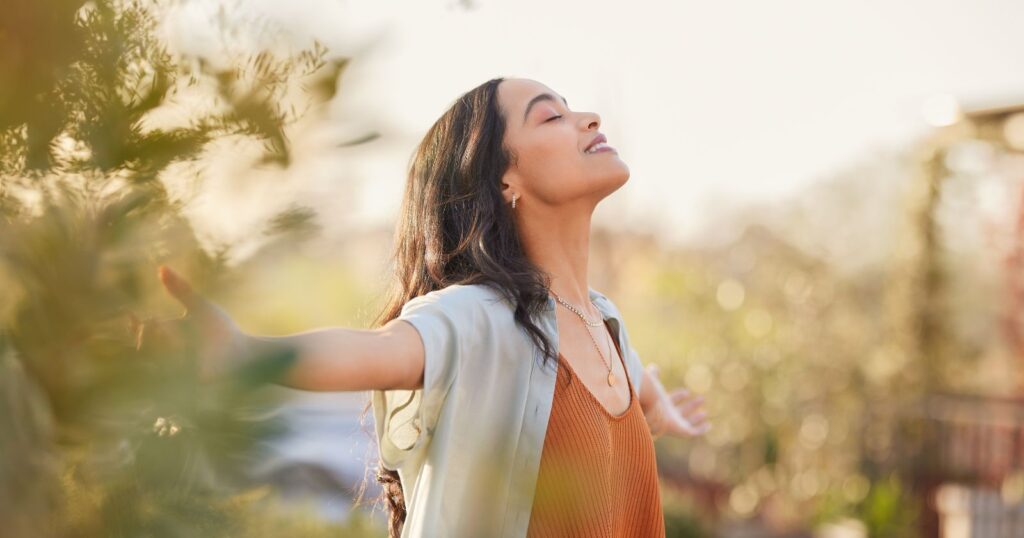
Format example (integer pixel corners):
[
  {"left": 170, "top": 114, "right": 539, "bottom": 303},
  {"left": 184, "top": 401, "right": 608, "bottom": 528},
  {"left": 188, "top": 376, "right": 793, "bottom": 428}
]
[{"left": 607, "top": 372, "right": 616, "bottom": 386}]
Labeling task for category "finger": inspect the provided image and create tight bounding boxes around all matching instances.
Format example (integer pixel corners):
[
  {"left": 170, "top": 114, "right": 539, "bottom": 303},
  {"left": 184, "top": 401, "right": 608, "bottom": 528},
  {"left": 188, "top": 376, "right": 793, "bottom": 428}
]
[
  {"left": 682, "top": 409, "right": 708, "bottom": 424},
  {"left": 158, "top": 265, "right": 200, "bottom": 312},
  {"left": 690, "top": 416, "right": 710, "bottom": 431},
  {"left": 679, "top": 415, "right": 711, "bottom": 436},
  {"left": 676, "top": 396, "right": 705, "bottom": 413},
  {"left": 688, "top": 421, "right": 711, "bottom": 436},
  {"left": 683, "top": 406, "right": 707, "bottom": 418},
  {"left": 670, "top": 388, "right": 693, "bottom": 404}
]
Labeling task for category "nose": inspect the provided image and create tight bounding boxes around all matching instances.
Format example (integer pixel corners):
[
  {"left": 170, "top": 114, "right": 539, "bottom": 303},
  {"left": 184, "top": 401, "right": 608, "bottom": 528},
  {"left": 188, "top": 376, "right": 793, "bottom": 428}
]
[{"left": 579, "top": 111, "right": 600, "bottom": 130}]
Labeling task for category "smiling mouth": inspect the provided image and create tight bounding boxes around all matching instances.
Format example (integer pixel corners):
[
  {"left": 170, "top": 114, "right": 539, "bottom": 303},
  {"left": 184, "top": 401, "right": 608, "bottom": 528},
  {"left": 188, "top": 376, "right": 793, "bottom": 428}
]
[{"left": 585, "top": 142, "right": 615, "bottom": 154}]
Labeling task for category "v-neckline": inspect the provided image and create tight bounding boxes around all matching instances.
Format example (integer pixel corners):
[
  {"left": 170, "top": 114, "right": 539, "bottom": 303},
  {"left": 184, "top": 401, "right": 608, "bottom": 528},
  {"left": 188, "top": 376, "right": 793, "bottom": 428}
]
[{"left": 556, "top": 319, "right": 634, "bottom": 420}]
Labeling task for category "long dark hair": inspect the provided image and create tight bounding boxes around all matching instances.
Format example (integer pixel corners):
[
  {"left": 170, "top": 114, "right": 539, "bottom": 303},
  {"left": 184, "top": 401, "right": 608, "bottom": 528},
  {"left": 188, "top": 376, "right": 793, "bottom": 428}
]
[{"left": 351, "top": 77, "right": 559, "bottom": 536}]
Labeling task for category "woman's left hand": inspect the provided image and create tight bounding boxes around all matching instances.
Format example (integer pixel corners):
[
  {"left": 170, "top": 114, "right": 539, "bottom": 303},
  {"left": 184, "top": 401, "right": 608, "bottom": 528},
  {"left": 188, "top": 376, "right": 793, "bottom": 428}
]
[{"left": 643, "top": 364, "right": 711, "bottom": 439}]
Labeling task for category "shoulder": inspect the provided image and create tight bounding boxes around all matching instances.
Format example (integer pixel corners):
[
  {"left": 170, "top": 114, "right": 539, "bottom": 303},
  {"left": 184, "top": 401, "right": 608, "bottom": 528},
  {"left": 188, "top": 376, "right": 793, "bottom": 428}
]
[
  {"left": 397, "top": 283, "right": 514, "bottom": 357},
  {"left": 401, "top": 283, "right": 511, "bottom": 317},
  {"left": 588, "top": 287, "right": 623, "bottom": 319},
  {"left": 405, "top": 282, "right": 508, "bottom": 305}
]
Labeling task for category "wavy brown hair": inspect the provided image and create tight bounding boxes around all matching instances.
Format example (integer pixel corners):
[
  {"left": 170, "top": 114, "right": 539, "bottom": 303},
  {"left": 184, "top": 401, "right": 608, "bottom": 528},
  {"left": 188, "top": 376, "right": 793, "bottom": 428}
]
[{"left": 351, "top": 77, "right": 559, "bottom": 536}]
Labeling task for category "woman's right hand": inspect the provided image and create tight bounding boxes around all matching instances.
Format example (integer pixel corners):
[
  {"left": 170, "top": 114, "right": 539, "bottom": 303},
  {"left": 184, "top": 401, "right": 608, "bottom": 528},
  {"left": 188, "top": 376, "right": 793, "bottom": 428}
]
[{"left": 130, "top": 265, "right": 249, "bottom": 383}]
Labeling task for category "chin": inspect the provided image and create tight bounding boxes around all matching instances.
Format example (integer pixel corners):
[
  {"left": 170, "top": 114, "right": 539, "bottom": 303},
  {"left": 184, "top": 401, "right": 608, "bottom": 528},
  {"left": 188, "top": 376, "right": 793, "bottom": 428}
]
[
  {"left": 599, "top": 169, "right": 630, "bottom": 197},
  {"left": 611, "top": 164, "right": 630, "bottom": 186}
]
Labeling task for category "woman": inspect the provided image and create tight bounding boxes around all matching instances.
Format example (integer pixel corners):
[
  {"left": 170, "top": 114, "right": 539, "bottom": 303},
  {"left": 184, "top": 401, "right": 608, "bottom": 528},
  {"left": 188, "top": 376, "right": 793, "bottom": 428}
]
[{"left": 143, "top": 77, "right": 711, "bottom": 537}]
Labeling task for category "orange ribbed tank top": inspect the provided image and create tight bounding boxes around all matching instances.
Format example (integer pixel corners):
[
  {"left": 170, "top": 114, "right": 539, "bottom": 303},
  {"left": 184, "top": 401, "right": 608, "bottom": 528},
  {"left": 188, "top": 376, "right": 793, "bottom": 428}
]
[{"left": 526, "top": 320, "right": 666, "bottom": 537}]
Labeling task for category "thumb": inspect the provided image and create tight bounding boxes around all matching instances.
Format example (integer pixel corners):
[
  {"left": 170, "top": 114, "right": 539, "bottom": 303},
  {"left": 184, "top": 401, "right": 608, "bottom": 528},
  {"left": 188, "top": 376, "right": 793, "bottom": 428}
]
[{"left": 158, "top": 265, "right": 201, "bottom": 312}]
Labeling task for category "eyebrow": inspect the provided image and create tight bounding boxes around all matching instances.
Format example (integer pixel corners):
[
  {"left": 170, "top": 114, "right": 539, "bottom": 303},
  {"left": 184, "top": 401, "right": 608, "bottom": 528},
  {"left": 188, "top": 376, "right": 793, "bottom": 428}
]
[{"left": 523, "top": 92, "right": 569, "bottom": 125}]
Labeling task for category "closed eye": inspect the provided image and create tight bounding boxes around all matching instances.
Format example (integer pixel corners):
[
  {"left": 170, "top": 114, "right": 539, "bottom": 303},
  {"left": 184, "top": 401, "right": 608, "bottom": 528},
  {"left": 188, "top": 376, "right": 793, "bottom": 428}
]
[{"left": 545, "top": 114, "right": 563, "bottom": 123}]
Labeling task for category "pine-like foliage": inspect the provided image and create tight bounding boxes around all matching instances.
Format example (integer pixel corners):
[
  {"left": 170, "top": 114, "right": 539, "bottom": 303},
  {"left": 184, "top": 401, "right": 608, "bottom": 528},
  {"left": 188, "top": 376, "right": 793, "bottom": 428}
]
[{"left": 0, "top": 0, "right": 378, "bottom": 535}]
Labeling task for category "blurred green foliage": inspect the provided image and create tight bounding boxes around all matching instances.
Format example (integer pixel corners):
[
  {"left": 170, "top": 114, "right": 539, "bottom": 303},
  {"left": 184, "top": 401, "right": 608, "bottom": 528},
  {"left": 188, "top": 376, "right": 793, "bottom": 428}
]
[
  {"left": 593, "top": 131, "right": 1000, "bottom": 535},
  {"left": 0, "top": 0, "right": 380, "bottom": 536},
  {"left": 857, "top": 476, "right": 920, "bottom": 538}
]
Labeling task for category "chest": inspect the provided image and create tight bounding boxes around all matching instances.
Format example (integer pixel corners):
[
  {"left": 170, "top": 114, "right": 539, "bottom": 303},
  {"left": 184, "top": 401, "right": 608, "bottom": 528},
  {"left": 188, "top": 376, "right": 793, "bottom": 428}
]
[{"left": 551, "top": 310, "right": 632, "bottom": 418}]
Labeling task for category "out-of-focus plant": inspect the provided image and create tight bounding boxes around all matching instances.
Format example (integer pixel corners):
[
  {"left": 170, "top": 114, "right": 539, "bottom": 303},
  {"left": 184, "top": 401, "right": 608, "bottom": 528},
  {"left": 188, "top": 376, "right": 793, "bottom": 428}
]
[
  {"left": 810, "top": 474, "right": 919, "bottom": 538},
  {"left": 594, "top": 136, "right": 995, "bottom": 533},
  {"left": 660, "top": 484, "right": 712, "bottom": 538},
  {"left": 856, "top": 476, "right": 919, "bottom": 538},
  {"left": 608, "top": 223, "right": 885, "bottom": 526},
  {"left": 0, "top": 0, "right": 379, "bottom": 536}
]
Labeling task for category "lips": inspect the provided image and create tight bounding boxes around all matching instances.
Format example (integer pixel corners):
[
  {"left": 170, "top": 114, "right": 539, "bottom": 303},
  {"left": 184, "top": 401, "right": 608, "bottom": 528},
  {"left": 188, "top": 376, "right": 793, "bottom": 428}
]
[{"left": 584, "top": 133, "right": 607, "bottom": 153}]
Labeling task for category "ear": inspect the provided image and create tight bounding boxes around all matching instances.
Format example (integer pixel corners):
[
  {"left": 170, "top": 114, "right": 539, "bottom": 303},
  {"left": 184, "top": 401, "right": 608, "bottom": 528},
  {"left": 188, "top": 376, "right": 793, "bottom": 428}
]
[{"left": 499, "top": 170, "right": 520, "bottom": 205}]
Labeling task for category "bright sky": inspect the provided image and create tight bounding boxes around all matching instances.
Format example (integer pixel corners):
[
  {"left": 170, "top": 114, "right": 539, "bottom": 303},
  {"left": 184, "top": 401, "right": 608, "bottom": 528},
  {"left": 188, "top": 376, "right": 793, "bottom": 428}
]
[{"left": 166, "top": 0, "right": 1024, "bottom": 248}]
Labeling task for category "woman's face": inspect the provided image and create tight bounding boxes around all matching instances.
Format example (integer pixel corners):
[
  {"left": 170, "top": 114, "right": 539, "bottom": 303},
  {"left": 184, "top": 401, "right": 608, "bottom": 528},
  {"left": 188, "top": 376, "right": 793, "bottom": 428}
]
[{"left": 497, "top": 78, "right": 629, "bottom": 209}]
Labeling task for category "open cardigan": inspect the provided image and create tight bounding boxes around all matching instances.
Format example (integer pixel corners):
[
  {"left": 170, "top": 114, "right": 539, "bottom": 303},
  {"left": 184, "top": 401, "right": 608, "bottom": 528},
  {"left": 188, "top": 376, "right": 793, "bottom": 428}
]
[{"left": 371, "top": 283, "right": 650, "bottom": 537}]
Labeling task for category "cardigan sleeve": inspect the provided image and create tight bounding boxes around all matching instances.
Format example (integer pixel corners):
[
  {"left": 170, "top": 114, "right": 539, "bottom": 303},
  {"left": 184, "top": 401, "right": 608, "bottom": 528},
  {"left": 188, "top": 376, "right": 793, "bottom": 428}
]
[{"left": 371, "top": 285, "right": 476, "bottom": 471}]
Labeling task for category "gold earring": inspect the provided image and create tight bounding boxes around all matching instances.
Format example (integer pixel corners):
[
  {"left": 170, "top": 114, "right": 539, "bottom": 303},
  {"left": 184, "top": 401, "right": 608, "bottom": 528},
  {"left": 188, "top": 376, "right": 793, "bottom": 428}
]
[{"left": 512, "top": 193, "right": 518, "bottom": 209}]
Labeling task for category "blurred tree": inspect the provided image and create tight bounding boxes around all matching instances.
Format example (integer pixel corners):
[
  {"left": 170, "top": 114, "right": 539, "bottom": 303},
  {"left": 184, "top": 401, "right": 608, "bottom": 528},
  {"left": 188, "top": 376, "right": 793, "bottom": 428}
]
[
  {"left": 0, "top": 0, "right": 379, "bottom": 536},
  {"left": 589, "top": 140, "right": 979, "bottom": 535}
]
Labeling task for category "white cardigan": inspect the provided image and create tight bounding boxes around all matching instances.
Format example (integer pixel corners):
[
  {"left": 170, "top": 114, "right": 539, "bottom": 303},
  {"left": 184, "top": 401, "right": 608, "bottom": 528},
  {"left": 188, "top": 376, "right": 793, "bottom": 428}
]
[{"left": 371, "top": 283, "right": 647, "bottom": 537}]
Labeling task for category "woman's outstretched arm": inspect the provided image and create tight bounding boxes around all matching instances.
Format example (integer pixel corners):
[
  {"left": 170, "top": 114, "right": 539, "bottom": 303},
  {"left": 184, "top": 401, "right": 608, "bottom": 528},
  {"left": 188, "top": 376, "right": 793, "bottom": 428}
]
[
  {"left": 146, "top": 265, "right": 426, "bottom": 393},
  {"left": 241, "top": 319, "right": 426, "bottom": 392}
]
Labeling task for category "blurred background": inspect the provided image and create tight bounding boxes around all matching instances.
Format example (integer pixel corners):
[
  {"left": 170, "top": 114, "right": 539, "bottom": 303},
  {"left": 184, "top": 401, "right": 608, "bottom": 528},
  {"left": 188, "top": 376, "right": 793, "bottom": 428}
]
[{"left": 2, "top": 0, "right": 1024, "bottom": 536}]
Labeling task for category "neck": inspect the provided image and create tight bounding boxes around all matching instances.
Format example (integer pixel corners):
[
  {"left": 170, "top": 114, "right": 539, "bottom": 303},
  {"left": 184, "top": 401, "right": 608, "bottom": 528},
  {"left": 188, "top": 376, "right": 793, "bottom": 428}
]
[{"left": 515, "top": 199, "right": 597, "bottom": 314}]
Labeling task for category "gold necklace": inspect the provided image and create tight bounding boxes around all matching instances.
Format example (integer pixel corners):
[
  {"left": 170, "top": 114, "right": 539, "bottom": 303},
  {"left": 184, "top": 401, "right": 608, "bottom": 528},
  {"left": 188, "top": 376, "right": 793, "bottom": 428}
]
[{"left": 550, "top": 290, "right": 617, "bottom": 386}]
